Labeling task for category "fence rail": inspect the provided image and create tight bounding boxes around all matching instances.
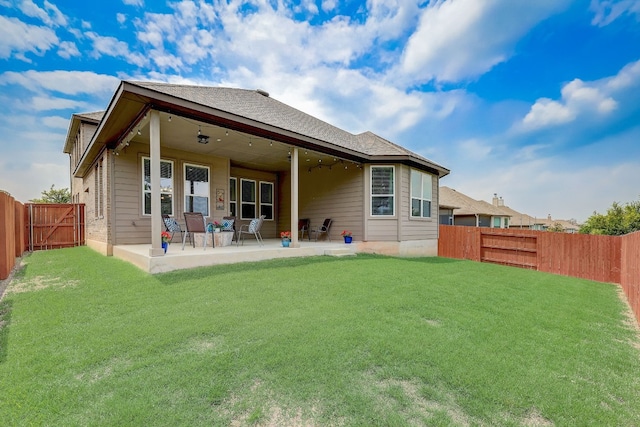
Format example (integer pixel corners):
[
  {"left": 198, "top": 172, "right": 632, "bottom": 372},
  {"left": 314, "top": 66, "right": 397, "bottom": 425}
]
[{"left": 439, "top": 225, "right": 640, "bottom": 324}]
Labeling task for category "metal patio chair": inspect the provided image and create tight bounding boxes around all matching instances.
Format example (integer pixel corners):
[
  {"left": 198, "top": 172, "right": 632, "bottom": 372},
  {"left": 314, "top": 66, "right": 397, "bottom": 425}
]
[
  {"left": 236, "top": 215, "right": 266, "bottom": 246},
  {"left": 182, "top": 212, "right": 213, "bottom": 250},
  {"left": 310, "top": 218, "right": 332, "bottom": 242}
]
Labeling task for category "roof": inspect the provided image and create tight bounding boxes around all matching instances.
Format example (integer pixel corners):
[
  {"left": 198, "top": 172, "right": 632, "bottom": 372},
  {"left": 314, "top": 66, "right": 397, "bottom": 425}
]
[
  {"left": 439, "top": 187, "right": 510, "bottom": 217},
  {"left": 66, "top": 80, "right": 450, "bottom": 178},
  {"left": 127, "top": 81, "right": 446, "bottom": 171}
]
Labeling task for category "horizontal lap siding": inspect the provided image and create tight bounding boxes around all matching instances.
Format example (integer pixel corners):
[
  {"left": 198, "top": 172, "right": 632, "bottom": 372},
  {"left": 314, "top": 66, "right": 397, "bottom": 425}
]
[
  {"left": 298, "top": 167, "right": 363, "bottom": 241},
  {"left": 399, "top": 165, "right": 438, "bottom": 241},
  {"left": 231, "top": 167, "right": 278, "bottom": 239},
  {"left": 114, "top": 143, "right": 231, "bottom": 245}
]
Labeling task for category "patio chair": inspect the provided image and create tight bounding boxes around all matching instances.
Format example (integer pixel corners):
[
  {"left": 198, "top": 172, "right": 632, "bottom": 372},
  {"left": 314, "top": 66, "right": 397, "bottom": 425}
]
[
  {"left": 298, "top": 218, "right": 310, "bottom": 241},
  {"left": 236, "top": 215, "right": 266, "bottom": 246},
  {"left": 310, "top": 218, "right": 332, "bottom": 242},
  {"left": 162, "top": 214, "right": 186, "bottom": 244},
  {"left": 182, "top": 212, "right": 213, "bottom": 250},
  {"left": 222, "top": 216, "right": 237, "bottom": 241}
]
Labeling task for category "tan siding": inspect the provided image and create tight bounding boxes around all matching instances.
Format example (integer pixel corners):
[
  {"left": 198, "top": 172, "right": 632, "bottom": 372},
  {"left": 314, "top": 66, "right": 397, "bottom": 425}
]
[
  {"left": 399, "top": 165, "right": 439, "bottom": 241},
  {"left": 294, "top": 166, "right": 364, "bottom": 241},
  {"left": 113, "top": 142, "right": 232, "bottom": 245},
  {"left": 365, "top": 164, "right": 399, "bottom": 241},
  {"left": 230, "top": 167, "right": 278, "bottom": 239}
]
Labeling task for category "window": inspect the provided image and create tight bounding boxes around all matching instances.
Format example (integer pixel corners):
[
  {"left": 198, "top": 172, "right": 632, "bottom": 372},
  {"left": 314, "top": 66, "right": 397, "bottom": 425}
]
[
  {"left": 493, "top": 217, "right": 501, "bottom": 228},
  {"left": 142, "top": 157, "right": 174, "bottom": 216},
  {"left": 371, "top": 166, "right": 394, "bottom": 216},
  {"left": 410, "top": 170, "right": 432, "bottom": 218},
  {"left": 229, "top": 177, "right": 237, "bottom": 218},
  {"left": 184, "top": 163, "right": 209, "bottom": 216},
  {"left": 260, "top": 181, "right": 274, "bottom": 220},
  {"left": 240, "top": 179, "right": 256, "bottom": 219}
]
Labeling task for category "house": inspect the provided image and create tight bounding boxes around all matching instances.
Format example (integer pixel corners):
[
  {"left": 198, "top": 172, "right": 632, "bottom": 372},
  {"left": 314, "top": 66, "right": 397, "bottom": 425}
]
[
  {"left": 490, "top": 194, "right": 580, "bottom": 233},
  {"left": 439, "top": 187, "right": 510, "bottom": 228},
  {"left": 63, "top": 81, "right": 450, "bottom": 263}
]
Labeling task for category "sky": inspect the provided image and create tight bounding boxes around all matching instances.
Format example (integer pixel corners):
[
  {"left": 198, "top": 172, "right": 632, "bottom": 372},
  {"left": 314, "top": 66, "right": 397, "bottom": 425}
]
[{"left": 1, "top": 0, "right": 639, "bottom": 222}]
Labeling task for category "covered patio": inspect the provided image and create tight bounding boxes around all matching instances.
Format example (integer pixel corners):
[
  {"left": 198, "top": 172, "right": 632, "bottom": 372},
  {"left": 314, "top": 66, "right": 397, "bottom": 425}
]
[{"left": 113, "top": 238, "right": 358, "bottom": 274}]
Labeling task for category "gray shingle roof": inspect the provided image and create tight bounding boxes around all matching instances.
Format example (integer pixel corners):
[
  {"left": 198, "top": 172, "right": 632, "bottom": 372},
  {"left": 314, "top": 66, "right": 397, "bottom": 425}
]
[
  {"left": 75, "top": 111, "right": 105, "bottom": 122},
  {"left": 127, "top": 81, "right": 446, "bottom": 170},
  {"left": 440, "top": 186, "right": 510, "bottom": 216}
]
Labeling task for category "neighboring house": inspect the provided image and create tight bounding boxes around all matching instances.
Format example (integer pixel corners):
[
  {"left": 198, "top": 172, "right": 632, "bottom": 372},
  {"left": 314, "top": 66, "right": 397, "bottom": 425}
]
[
  {"left": 490, "top": 195, "right": 579, "bottom": 233},
  {"left": 63, "top": 81, "right": 450, "bottom": 258},
  {"left": 439, "top": 187, "right": 510, "bottom": 228}
]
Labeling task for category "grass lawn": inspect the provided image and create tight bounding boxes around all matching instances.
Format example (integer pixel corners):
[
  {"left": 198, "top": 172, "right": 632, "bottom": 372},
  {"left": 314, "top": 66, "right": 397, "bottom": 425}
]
[{"left": 1, "top": 247, "right": 639, "bottom": 426}]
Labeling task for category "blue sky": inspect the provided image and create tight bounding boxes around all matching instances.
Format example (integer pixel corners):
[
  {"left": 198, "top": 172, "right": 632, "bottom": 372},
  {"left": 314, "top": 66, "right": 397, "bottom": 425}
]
[{"left": 1, "top": 0, "right": 639, "bottom": 222}]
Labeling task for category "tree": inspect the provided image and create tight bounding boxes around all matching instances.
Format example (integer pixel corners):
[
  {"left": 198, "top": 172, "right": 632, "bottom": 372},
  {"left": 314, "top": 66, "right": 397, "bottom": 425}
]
[
  {"left": 579, "top": 199, "right": 640, "bottom": 236},
  {"left": 30, "top": 185, "right": 71, "bottom": 204},
  {"left": 547, "top": 222, "right": 565, "bottom": 233}
]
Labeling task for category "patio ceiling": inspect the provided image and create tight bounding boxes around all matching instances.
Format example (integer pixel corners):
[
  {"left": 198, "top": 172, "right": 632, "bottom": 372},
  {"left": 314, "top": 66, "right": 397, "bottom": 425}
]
[{"left": 128, "top": 111, "right": 355, "bottom": 173}]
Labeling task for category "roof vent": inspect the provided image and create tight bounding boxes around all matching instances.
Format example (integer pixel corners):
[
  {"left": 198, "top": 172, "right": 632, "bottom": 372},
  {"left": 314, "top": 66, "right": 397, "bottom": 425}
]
[{"left": 256, "top": 89, "right": 270, "bottom": 97}]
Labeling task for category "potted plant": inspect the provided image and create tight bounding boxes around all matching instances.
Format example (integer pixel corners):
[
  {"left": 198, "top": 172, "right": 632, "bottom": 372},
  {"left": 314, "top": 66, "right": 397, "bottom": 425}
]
[
  {"left": 280, "top": 231, "right": 291, "bottom": 247},
  {"left": 161, "top": 231, "right": 171, "bottom": 253},
  {"left": 341, "top": 230, "right": 353, "bottom": 244}
]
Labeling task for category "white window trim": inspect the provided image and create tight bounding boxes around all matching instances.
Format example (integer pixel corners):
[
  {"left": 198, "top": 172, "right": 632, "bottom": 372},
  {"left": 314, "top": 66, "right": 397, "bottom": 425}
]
[
  {"left": 410, "top": 169, "right": 432, "bottom": 219},
  {"left": 183, "top": 162, "right": 210, "bottom": 216},
  {"left": 259, "top": 181, "right": 274, "bottom": 221},
  {"left": 370, "top": 165, "right": 395, "bottom": 217},
  {"left": 142, "top": 157, "right": 174, "bottom": 217},
  {"left": 229, "top": 177, "right": 237, "bottom": 218},
  {"left": 240, "top": 178, "right": 257, "bottom": 220}
]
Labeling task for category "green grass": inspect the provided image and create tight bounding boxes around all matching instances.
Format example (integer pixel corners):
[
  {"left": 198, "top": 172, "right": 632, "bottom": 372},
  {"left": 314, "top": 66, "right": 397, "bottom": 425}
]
[{"left": 1, "top": 247, "right": 639, "bottom": 426}]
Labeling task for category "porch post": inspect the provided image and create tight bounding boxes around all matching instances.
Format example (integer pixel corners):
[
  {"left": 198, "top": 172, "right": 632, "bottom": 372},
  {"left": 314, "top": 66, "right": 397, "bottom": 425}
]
[
  {"left": 291, "top": 147, "right": 299, "bottom": 248},
  {"left": 149, "top": 110, "right": 164, "bottom": 257}
]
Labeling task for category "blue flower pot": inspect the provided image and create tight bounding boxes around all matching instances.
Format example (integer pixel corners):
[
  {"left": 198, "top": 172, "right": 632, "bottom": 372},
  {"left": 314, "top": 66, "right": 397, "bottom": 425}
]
[
  {"left": 344, "top": 236, "right": 352, "bottom": 244},
  {"left": 282, "top": 239, "right": 290, "bottom": 247}
]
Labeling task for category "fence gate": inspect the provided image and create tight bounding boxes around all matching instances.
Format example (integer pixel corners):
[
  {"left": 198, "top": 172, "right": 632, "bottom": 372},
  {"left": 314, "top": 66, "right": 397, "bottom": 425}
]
[
  {"left": 25, "top": 204, "right": 85, "bottom": 251},
  {"left": 480, "top": 231, "right": 538, "bottom": 270}
]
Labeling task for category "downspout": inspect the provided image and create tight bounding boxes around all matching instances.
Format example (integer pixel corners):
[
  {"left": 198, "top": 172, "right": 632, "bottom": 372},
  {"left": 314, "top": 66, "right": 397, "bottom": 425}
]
[
  {"left": 108, "top": 149, "right": 116, "bottom": 255},
  {"left": 475, "top": 214, "right": 480, "bottom": 227}
]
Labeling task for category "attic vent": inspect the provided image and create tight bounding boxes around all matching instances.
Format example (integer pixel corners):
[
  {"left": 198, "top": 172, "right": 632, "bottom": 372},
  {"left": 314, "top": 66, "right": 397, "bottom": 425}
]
[{"left": 256, "top": 89, "right": 270, "bottom": 97}]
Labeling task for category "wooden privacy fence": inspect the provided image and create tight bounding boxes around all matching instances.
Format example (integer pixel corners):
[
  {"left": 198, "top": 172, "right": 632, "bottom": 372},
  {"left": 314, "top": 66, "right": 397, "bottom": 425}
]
[
  {"left": 438, "top": 225, "right": 640, "bottom": 324},
  {"left": 1, "top": 191, "right": 25, "bottom": 281},
  {"left": 25, "top": 203, "right": 85, "bottom": 251},
  {"left": 0, "top": 195, "right": 85, "bottom": 280}
]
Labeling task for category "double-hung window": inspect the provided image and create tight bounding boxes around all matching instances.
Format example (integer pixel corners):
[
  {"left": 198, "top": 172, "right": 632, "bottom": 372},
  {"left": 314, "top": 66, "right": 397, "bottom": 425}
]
[
  {"left": 371, "top": 166, "right": 395, "bottom": 216},
  {"left": 410, "top": 169, "right": 432, "bottom": 218},
  {"left": 240, "top": 179, "right": 256, "bottom": 219},
  {"left": 142, "top": 157, "right": 174, "bottom": 216},
  {"left": 260, "top": 181, "right": 274, "bottom": 220},
  {"left": 184, "top": 163, "right": 209, "bottom": 216}
]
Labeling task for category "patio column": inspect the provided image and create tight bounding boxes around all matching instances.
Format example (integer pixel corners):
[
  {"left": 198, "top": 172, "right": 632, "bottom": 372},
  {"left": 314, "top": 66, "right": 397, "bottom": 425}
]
[
  {"left": 149, "top": 109, "right": 164, "bottom": 257},
  {"left": 291, "top": 147, "right": 299, "bottom": 248}
]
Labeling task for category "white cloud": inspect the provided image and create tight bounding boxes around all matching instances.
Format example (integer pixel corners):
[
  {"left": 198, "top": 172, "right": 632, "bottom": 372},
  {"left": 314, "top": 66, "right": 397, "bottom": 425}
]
[
  {"left": 122, "top": 0, "right": 143, "bottom": 6},
  {"left": 29, "top": 96, "right": 92, "bottom": 111},
  {"left": 86, "top": 32, "right": 148, "bottom": 67},
  {"left": 520, "top": 59, "right": 640, "bottom": 131},
  {"left": 0, "top": 15, "right": 58, "bottom": 59},
  {"left": 117, "top": 13, "right": 127, "bottom": 25},
  {"left": 321, "top": 0, "right": 337, "bottom": 12},
  {"left": 17, "top": 0, "right": 68, "bottom": 26},
  {"left": 42, "top": 115, "right": 71, "bottom": 129},
  {"left": 590, "top": 0, "right": 640, "bottom": 26},
  {"left": 0, "top": 70, "right": 120, "bottom": 95},
  {"left": 57, "top": 40, "right": 80, "bottom": 59},
  {"left": 400, "top": 0, "right": 572, "bottom": 83}
]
